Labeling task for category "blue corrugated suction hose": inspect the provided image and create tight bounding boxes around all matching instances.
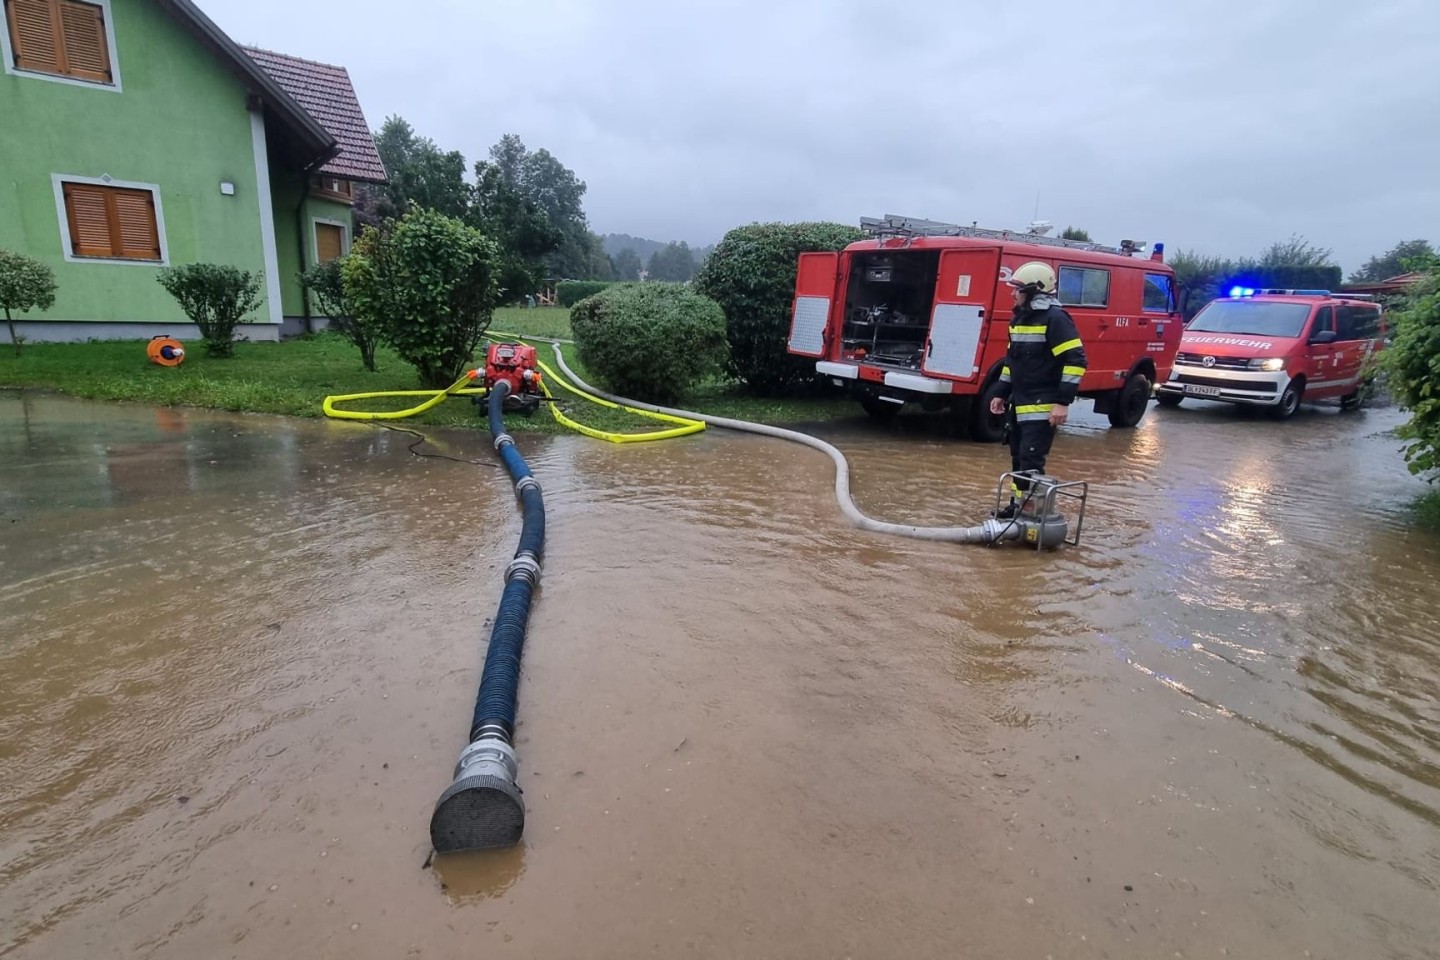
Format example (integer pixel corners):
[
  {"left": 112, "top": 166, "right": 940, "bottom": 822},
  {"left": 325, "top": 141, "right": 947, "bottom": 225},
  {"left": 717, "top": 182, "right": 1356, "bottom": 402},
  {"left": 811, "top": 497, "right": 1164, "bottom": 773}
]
[{"left": 429, "top": 381, "right": 545, "bottom": 853}]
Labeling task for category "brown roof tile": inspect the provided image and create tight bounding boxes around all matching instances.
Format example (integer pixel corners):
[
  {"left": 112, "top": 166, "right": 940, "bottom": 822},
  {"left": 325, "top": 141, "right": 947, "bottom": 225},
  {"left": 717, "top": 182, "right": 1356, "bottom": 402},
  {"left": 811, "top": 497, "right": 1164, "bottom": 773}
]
[{"left": 243, "top": 47, "right": 388, "bottom": 184}]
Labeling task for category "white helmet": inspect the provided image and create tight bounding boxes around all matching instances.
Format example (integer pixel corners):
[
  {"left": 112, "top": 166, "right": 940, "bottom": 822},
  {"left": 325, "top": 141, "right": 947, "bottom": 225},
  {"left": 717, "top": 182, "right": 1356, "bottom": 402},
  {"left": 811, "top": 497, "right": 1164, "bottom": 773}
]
[{"left": 1007, "top": 261, "right": 1057, "bottom": 295}]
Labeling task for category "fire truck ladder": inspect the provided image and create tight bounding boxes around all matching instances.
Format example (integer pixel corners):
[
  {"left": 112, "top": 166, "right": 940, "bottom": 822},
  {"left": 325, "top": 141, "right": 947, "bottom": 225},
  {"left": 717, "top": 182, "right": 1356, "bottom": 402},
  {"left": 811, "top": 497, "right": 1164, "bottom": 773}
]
[{"left": 859, "top": 214, "right": 1149, "bottom": 257}]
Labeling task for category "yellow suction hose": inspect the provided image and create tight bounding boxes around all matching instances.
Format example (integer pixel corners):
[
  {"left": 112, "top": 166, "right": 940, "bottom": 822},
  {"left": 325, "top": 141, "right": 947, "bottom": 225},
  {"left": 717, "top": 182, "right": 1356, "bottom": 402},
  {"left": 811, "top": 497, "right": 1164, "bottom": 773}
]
[
  {"left": 322, "top": 373, "right": 486, "bottom": 421},
  {"left": 321, "top": 334, "right": 705, "bottom": 443},
  {"left": 534, "top": 358, "right": 704, "bottom": 443}
]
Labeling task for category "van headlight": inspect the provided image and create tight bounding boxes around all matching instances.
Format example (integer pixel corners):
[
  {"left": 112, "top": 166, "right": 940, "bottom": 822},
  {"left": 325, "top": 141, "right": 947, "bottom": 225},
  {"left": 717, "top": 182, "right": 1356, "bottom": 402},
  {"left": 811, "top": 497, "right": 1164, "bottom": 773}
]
[{"left": 1248, "top": 358, "right": 1285, "bottom": 372}]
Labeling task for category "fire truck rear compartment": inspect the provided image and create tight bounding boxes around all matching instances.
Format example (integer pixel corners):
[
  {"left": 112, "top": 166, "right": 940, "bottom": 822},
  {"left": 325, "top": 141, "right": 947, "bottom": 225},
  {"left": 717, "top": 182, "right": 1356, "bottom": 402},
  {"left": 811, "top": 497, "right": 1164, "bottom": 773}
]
[{"left": 842, "top": 251, "right": 941, "bottom": 370}]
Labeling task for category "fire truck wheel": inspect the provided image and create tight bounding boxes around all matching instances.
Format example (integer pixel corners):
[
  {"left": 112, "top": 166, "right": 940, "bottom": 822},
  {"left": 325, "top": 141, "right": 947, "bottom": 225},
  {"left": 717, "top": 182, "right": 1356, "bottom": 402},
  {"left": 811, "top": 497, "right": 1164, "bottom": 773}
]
[
  {"left": 859, "top": 395, "right": 900, "bottom": 420},
  {"left": 1107, "top": 372, "right": 1152, "bottom": 428},
  {"left": 1272, "top": 378, "right": 1304, "bottom": 419},
  {"left": 1156, "top": 391, "right": 1183, "bottom": 408},
  {"left": 969, "top": 380, "right": 1008, "bottom": 443}
]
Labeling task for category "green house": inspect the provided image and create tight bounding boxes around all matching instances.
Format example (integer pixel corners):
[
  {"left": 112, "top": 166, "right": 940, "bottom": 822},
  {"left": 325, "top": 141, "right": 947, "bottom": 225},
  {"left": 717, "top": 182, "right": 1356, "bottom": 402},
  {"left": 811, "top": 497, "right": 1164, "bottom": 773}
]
[{"left": 0, "top": 0, "right": 387, "bottom": 342}]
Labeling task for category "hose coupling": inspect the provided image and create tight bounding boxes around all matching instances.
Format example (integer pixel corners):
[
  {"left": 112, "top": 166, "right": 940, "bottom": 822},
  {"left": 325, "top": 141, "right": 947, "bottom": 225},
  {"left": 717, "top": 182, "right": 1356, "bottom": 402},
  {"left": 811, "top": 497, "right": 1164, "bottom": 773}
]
[
  {"left": 493, "top": 433, "right": 514, "bottom": 451},
  {"left": 505, "top": 554, "right": 542, "bottom": 587},
  {"left": 979, "top": 518, "right": 1020, "bottom": 544},
  {"left": 515, "top": 475, "right": 541, "bottom": 495}
]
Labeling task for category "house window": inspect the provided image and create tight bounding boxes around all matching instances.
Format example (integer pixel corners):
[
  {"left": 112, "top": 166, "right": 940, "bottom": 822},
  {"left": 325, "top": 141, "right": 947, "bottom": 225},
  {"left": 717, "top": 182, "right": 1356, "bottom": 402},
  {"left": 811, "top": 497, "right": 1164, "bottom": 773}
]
[
  {"left": 311, "top": 176, "right": 354, "bottom": 203},
  {"left": 4, "top": 0, "right": 115, "bottom": 85},
  {"left": 56, "top": 178, "right": 165, "bottom": 262},
  {"left": 1057, "top": 265, "right": 1110, "bottom": 308},
  {"left": 314, "top": 220, "right": 348, "bottom": 262}
]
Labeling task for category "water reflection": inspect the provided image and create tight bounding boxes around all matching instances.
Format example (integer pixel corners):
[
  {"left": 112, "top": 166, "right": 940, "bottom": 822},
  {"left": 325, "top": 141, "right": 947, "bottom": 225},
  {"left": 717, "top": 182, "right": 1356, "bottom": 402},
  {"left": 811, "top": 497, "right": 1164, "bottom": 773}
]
[{"left": 432, "top": 845, "right": 527, "bottom": 904}]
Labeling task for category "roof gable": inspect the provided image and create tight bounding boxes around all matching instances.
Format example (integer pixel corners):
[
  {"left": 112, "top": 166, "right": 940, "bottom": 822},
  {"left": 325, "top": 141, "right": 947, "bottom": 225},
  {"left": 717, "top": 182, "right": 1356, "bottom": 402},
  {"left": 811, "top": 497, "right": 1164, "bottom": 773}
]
[
  {"left": 151, "top": 0, "right": 336, "bottom": 168},
  {"left": 242, "top": 47, "right": 387, "bottom": 185}
]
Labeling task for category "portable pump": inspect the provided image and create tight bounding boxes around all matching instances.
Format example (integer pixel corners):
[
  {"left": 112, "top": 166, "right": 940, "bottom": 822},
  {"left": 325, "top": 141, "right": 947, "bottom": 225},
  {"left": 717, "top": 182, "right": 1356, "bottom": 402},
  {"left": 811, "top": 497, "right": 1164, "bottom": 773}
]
[
  {"left": 982, "top": 472, "right": 1089, "bottom": 550},
  {"left": 480, "top": 342, "right": 544, "bottom": 415}
]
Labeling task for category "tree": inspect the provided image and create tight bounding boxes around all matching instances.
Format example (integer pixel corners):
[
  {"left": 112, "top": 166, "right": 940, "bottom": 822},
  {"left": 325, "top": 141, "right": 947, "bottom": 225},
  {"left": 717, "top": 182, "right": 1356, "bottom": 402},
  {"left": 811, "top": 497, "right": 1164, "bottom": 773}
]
[
  {"left": 1169, "top": 249, "right": 1236, "bottom": 320},
  {"left": 612, "top": 248, "right": 643, "bottom": 282},
  {"left": 343, "top": 209, "right": 502, "bottom": 388},
  {"left": 1350, "top": 240, "right": 1435, "bottom": 284},
  {"left": 370, "top": 116, "right": 470, "bottom": 221},
  {"left": 1061, "top": 226, "right": 1091, "bottom": 242},
  {"left": 302, "top": 259, "right": 382, "bottom": 371},
  {"left": 646, "top": 241, "right": 696, "bottom": 282},
  {"left": 484, "top": 135, "right": 599, "bottom": 277},
  {"left": 472, "top": 159, "right": 562, "bottom": 301},
  {"left": 489, "top": 133, "right": 528, "bottom": 187},
  {"left": 1171, "top": 236, "right": 1341, "bottom": 320},
  {"left": 1255, "top": 234, "right": 1335, "bottom": 269},
  {"left": 584, "top": 236, "right": 616, "bottom": 281},
  {"left": 0, "top": 249, "right": 57, "bottom": 356}
]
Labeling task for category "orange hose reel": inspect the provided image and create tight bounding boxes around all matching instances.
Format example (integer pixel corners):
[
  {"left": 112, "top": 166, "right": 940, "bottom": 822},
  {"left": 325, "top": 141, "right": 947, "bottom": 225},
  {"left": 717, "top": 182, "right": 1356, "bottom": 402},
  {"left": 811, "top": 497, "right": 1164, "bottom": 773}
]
[{"left": 147, "top": 336, "right": 186, "bottom": 367}]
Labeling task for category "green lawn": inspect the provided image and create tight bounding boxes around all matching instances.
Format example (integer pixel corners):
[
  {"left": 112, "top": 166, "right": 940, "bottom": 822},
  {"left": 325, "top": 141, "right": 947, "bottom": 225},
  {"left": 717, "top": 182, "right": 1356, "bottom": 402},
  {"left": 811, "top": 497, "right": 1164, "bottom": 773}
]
[{"left": 0, "top": 306, "right": 856, "bottom": 436}]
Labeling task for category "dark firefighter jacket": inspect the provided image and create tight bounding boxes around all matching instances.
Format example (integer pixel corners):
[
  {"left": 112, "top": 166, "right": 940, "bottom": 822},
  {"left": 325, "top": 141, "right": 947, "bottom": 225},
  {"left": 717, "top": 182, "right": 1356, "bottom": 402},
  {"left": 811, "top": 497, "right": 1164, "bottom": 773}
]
[{"left": 994, "top": 301, "right": 1088, "bottom": 421}]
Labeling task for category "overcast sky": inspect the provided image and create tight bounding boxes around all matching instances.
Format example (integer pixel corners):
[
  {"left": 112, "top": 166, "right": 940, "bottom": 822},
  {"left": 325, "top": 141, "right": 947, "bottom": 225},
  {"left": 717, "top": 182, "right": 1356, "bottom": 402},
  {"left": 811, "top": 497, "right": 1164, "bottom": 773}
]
[{"left": 209, "top": 0, "right": 1437, "bottom": 272}]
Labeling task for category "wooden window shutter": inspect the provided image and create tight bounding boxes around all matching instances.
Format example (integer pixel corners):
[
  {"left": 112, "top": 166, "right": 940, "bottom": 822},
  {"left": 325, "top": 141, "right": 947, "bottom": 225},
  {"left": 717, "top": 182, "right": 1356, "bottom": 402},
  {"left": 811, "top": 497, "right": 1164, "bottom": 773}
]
[
  {"left": 6, "top": 0, "right": 62, "bottom": 74},
  {"left": 63, "top": 182, "right": 116, "bottom": 258},
  {"left": 112, "top": 188, "right": 160, "bottom": 260},
  {"left": 56, "top": 0, "right": 110, "bottom": 83},
  {"left": 62, "top": 182, "right": 162, "bottom": 260},
  {"left": 315, "top": 223, "right": 344, "bottom": 263}
]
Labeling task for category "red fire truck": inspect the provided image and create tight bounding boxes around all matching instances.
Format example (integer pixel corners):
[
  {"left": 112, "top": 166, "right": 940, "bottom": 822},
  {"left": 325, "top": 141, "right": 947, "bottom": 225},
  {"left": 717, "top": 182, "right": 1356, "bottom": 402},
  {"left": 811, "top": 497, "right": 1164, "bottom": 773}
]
[{"left": 787, "top": 215, "right": 1183, "bottom": 441}]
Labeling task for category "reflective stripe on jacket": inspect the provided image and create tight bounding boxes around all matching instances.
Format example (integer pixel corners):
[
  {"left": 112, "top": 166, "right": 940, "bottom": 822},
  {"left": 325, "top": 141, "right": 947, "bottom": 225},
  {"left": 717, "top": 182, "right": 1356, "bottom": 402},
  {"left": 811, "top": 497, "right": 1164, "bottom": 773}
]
[{"left": 994, "top": 304, "right": 1088, "bottom": 407}]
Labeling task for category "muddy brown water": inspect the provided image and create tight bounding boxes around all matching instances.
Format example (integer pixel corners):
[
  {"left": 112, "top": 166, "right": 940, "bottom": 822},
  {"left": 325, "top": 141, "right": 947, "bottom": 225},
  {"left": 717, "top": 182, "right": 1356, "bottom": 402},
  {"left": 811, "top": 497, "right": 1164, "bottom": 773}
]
[{"left": 1, "top": 391, "right": 1437, "bottom": 960}]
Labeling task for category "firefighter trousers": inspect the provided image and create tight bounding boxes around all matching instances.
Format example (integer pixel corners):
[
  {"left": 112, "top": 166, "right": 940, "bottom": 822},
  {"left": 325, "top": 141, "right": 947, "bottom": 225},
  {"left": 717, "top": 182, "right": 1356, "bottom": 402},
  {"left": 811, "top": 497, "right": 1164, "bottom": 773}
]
[{"left": 1007, "top": 413, "right": 1054, "bottom": 491}]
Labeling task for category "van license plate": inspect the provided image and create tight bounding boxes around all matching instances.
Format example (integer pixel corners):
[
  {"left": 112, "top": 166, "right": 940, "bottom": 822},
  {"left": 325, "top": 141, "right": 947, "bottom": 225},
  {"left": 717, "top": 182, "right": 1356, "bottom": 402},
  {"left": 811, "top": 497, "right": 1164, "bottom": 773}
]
[{"left": 1186, "top": 385, "right": 1221, "bottom": 398}]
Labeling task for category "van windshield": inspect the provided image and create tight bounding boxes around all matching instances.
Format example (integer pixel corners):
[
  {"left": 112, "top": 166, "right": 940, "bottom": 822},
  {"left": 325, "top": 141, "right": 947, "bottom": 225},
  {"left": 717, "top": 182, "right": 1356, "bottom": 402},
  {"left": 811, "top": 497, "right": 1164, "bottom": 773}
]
[{"left": 1188, "top": 301, "right": 1313, "bottom": 338}]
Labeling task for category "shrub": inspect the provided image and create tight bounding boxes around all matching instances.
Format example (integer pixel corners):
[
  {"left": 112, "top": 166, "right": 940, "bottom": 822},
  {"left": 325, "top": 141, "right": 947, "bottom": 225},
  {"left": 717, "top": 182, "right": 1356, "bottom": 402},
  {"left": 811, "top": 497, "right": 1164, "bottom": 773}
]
[
  {"left": 302, "top": 258, "right": 382, "bottom": 372},
  {"left": 693, "top": 221, "right": 862, "bottom": 395},
  {"left": 155, "top": 263, "right": 262, "bottom": 358},
  {"left": 1379, "top": 263, "right": 1440, "bottom": 479},
  {"left": 343, "top": 208, "right": 501, "bottom": 388},
  {"left": 569, "top": 283, "right": 728, "bottom": 404},
  {"left": 0, "top": 249, "right": 57, "bottom": 357},
  {"left": 556, "top": 280, "right": 614, "bottom": 307}
]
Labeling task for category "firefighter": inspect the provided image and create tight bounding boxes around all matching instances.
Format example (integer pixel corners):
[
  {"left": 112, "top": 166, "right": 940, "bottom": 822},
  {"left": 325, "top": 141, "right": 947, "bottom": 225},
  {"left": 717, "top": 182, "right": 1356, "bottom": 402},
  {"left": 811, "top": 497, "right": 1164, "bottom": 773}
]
[{"left": 989, "top": 262, "right": 1087, "bottom": 519}]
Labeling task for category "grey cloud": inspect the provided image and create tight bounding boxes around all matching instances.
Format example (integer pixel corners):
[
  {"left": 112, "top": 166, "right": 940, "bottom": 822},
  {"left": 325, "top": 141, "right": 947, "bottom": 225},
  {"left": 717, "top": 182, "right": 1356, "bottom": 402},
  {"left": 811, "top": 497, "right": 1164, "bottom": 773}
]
[{"left": 211, "top": 0, "right": 1439, "bottom": 272}]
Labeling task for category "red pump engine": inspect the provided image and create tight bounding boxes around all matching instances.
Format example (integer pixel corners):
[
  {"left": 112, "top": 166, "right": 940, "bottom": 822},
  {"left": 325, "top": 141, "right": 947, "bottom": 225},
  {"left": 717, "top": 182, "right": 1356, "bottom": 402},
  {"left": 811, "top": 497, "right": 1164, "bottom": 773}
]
[{"left": 481, "top": 342, "right": 544, "bottom": 414}]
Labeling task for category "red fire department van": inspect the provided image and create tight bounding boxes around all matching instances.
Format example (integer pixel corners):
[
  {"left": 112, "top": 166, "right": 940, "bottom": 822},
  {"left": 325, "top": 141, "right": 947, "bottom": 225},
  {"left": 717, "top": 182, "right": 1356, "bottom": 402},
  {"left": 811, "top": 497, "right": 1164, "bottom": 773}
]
[
  {"left": 1155, "top": 289, "right": 1385, "bottom": 418},
  {"left": 787, "top": 215, "right": 1183, "bottom": 441}
]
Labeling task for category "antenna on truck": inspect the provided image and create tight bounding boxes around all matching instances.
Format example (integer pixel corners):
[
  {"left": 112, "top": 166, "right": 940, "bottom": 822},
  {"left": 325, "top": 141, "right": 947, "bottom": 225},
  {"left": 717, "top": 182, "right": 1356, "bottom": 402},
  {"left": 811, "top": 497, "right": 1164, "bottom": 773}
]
[{"left": 859, "top": 214, "right": 1151, "bottom": 258}]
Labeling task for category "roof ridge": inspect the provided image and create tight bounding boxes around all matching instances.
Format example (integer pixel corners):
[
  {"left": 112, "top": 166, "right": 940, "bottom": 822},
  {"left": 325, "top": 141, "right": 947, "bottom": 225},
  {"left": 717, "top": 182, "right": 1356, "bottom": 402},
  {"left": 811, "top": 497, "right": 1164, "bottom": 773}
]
[{"left": 242, "top": 44, "right": 350, "bottom": 75}]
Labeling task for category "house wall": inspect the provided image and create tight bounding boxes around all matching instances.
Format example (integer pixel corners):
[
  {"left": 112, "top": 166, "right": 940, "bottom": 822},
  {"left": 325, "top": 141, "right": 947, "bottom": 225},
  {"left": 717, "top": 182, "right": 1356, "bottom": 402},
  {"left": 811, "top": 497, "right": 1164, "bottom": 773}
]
[
  {"left": 270, "top": 162, "right": 354, "bottom": 334},
  {"left": 0, "top": 0, "right": 276, "bottom": 340}
]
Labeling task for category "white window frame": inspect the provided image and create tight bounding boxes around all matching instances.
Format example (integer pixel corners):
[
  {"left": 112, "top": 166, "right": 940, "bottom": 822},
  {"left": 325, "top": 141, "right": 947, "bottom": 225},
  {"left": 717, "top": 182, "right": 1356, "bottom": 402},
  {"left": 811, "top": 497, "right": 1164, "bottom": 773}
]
[
  {"left": 52, "top": 173, "right": 169, "bottom": 266},
  {"left": 311, "top": 217, "right": 351, "bottom": 263},
  {"left": 1, "top": 0, "right": 124, "bottom": 92}
]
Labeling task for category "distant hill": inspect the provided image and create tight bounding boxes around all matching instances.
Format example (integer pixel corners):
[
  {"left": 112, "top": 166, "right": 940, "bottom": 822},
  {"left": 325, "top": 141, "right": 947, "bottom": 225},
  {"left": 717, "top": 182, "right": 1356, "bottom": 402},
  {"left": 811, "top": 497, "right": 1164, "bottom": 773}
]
[{"left": 602, "top": 233, "right": 714, "bottom": 264}]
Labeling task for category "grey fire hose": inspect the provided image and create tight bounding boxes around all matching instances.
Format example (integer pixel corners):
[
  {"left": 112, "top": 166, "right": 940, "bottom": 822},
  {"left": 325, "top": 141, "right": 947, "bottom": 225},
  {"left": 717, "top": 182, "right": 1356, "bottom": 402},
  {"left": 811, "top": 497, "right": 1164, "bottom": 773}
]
[{"left": 547, "top": 343, "right": 1048, "bottom": 545}]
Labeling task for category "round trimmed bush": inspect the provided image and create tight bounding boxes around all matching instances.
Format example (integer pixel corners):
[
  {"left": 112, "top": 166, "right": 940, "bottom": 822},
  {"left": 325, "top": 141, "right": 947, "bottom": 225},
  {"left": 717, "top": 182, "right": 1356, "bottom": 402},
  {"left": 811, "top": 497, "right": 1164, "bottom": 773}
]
[
  {"left": 569, "top": 283, "right": 728, "bottom": 405},
  {"left": 693, "top": 221, "right": 863, "bottom": 395}
]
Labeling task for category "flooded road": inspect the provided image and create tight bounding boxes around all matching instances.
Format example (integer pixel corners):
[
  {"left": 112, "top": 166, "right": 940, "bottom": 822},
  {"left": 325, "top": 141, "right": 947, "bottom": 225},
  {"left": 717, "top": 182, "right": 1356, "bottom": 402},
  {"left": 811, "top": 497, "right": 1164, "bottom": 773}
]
[{"left": 1, "top": 391, "right": 1437, "bottom": 959}]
